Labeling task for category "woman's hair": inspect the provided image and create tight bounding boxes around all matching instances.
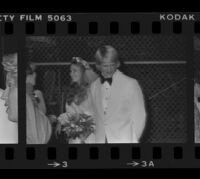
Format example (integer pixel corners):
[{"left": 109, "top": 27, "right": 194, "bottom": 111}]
[
  {"left": 65, "top": 83, "right": 88, "bottom": 106},
  {"left": 65, "top": 57, "right": 89, "bottom": 106},
  {"left": 2, "top": 53, "right": 18, "bottom": 87},
  {"left": 70, "top": 57, "right": 89, "bottom": 86}
]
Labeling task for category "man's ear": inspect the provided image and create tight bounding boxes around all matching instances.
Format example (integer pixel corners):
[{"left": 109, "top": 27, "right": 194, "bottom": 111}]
[
  {"left": 95, "top": 64, "right": 101, "bottom": 71},
  {"left": 116, "top": 61, "right": 120, "bottom": 68}
]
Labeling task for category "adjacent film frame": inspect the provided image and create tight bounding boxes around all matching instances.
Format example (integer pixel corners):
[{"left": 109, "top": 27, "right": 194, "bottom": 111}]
[{"left": 0, "top": 12, "right": 199, "bottom": 169}]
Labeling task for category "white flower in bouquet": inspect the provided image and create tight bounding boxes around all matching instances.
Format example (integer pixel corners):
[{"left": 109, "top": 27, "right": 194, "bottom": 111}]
[
  {"left": 77, "top": 127, "right": 83, "bottom": 132},
  {"left": 81, "top": 118, "right": 86, "bottom": 122},
  {"left": 57, "top": 113, "right": 70, "bottom": 125},
  {"left": 71, "top": 123, "right": 75, "bottom": 128}
]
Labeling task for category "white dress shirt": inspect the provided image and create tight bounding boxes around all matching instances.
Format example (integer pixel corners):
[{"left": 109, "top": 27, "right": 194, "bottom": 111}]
[
  {"left": 101, "top": 81, "right": 111, "bottom": 115},
  {"left": 101, "top": 81, "right": 111, "bottom": 142},
  {"left": 101, "top": 72, "right": 118, "bottom": 142},
  {"left": 101, "top": 71, "right": 118, "bottom": 116}
]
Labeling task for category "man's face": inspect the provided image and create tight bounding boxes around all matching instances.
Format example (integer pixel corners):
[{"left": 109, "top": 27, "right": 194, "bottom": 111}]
[{"left": 98, "top": 58, "right": 119, "bottom": 78}]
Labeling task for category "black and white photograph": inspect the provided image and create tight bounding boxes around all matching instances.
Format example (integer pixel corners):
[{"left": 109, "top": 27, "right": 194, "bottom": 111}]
[
  {"left": 2, "top": 11, "right": 200, "bottom": 169},
  {"left": 25, "top": 35, "right": 187, "bottom": 144},
  {"left": 0, "top": 37, "right": 18, "bottom": 144}
]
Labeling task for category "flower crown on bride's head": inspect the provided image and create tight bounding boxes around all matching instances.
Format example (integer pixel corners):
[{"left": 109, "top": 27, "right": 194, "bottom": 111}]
[
  {"left": 71, "top": 57, "right": 90, "bottom": 70},
  {"left": 2, "top": 53, "right": 18, "bottom": 74}
]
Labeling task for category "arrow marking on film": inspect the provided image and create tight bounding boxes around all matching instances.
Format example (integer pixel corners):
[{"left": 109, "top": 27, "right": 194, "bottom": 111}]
[
  {"left": 48, "top": 162, "right": 61, "bottom": 168},
  {"left": 127, "top": 161, "right": 139, "bottom": 167}
]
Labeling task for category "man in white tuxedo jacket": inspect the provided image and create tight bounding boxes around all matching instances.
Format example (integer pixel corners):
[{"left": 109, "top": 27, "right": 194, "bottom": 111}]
[{"left": 91, "top": 45, "right": 146, "bottom": 143}]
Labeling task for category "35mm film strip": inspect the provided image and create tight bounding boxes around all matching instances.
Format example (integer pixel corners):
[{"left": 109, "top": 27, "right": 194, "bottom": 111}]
[{"left": 0, "top": 12, "right": 199, "bottom": 169}]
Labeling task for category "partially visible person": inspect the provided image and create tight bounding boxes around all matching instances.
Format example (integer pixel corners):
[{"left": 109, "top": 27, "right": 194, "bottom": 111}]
[
  {"left": 91, "top": 45, "right": 146, "bottom": 143},
  {"left": 194, "top": 72, "right": 200, "bottom": 143},
  {"left": 28, "top": 62, "right": 46, "bottom": 114},
  {"left": 55, "top": 57, "right": 98, "bottom": 144},
  {"left": 26, "top": 63, "right": 52, "bottom": 144},
  {"left": 0, "top": 53, "right": 18, "bottom": 143}
]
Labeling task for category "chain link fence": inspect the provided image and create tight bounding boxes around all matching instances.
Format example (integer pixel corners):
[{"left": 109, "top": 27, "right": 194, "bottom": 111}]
[{"left": 26, "top": 35, "right": 187, "bottom": 143}]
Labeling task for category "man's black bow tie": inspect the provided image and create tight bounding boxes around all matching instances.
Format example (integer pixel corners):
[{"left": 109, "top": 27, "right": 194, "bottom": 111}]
[{"left": 100, "top": 76, "right": 113, "bottom": 85}]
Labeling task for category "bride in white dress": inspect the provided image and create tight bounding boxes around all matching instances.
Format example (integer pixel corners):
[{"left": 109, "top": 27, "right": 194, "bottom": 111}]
[
  {"left": 0, "top": 53, "right": 18, "bottom": 143},
  {"left": 56, "top": 57, "right": 98, "bottom": 144}
]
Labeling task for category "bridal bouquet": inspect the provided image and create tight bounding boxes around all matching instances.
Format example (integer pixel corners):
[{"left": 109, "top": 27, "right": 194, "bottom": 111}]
[{"left": 58, "top": 113, "right": 95, "bottom": 143}]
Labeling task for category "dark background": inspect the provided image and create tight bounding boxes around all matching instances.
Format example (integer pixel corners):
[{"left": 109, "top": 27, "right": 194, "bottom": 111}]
[{"left": 26, "top": 35, "right": 187, "bottom": 143}]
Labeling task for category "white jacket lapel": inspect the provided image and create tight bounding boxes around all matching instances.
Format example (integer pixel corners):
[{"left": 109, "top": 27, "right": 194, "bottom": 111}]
[
  {"left": 95, "top": 79, "right": 104, "bottom": 119},
  {"left": 107, "top": 70, "right": 121, "bottom": 118}
]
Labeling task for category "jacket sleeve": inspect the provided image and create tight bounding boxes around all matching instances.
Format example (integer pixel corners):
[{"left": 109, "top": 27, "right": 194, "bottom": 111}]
[{"left": 129, "top": 80, "right": 146, "bottom": 141}]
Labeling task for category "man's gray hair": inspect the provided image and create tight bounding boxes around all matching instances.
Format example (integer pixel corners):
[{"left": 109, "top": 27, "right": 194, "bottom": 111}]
[{"left": 95, "top": 45, "right": 119, "bottom": 64}]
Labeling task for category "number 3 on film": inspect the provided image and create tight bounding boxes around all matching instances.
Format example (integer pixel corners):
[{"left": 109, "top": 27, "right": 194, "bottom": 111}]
[
  {"left": 47, "top": 161, "right": 68, "bottom": 168},
  {"left": 62, "top": 161, "right": 68, "bottom": 168}
]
